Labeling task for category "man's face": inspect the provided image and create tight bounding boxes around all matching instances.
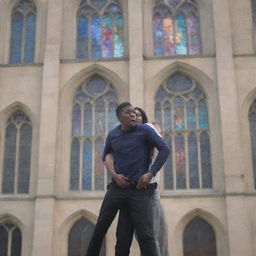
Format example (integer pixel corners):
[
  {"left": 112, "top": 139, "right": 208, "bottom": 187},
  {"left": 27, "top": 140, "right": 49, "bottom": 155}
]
[{"left": 118, "top": 106, "right": 137, "bottom": 129}]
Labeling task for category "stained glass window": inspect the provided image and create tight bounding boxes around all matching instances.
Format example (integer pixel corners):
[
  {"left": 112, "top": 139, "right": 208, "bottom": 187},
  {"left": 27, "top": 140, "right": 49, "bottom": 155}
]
[
  {"left": 0, "top": 221, "right": 22, "bottom": 256},
  {"left": 155, "top": 73, "right": 212, "bottom": 190},
  {"left": 68, "top": 218, "right": 106, "bottom": 256},
  {"left": 2, "top": 111, "right": 32, "bottom": 194},
  {"left": 77, "top": 0, "right": 124, "bottom": 59},
  {"left": 70, "top": 75, "right": 118, "bottom": 191},
  {"left": 10, "top": 0, "right": 36, "bottom": 64},
  {"left": 183, "top": 217, "right": 217, "bottom": 256},
  {"left": 249, "top": 100, "right": 256, "bottom": 188},
  {"left": 153, "top": 0, "right": 201, "bottom": 56}
]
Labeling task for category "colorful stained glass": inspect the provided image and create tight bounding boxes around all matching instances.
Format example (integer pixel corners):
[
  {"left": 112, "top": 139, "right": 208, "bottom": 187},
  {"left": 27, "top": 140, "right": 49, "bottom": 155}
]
[
  {"left": 155, "top": 73, "right": 211, "bottom": 190},
  {"left": 174, "top": 97, "right": 184, "bottom": 130},
  {"left": 163, "top": 14, "right": 175, "bottom": 56},
  {"left": 249, "top": 101, "right": 256, "bottom": 187},
  {"left": 166, "top": 73, "right": 192, "bottom": 93},
  {"left": 183, "top": 217, "right": 217, "bottom": 256},
  {"left": 153, "top": 13, "right": 164, "bottom": 56},
  {"left": 84, "top": 103, "right": 92, "bottom": 136},
  {"left": 187, "top": 100, "right": 196, "bottom": 130},
  {"left": 164, "top": 136, "right": 173, "bottom": 189},
  {"left": 188, "top": 132, "right": 199, "bottom": 188},
  {"left": 200, "top": 132, "right": 212, "bottom": 188},
  {"left": 2, "top": 124, "right": 17, "bottom": 194},
  {"left": 71, "top": 76, "right": 118, "bottom": 191},
  {"left": 72, "top": 104, "right": 81, "bottom": 136},
  {"left": 83, "top": 140, "right": 92, "bottom": 190},
  {"left": 70, "top": 139, "right": 80, "bottom": 190},
  {"left": 95, "top": 138, "right": 104, "bottom": 190},
  {"left": 77, "top": 0, "right": 124, "bottom": 59},
  {"left": 10, "top": 13, "right": 23, "bottom": 64},
  {"left": 187, "top": 12, "right": 201, "bottom": 55},
  {"left": 77, "top": 17, "right": 89, "bottom": 59},
  {"left": 198, "top": 100, "right": 209, "bottom": 130},
  {"left": 95, "top": 100, "right": 106, "bottom": 135},
  {"left": 18, "top": 124, "right": 32, "bottom": 193},
  {"left": 24, "top": 13, "right": 36, "bottom": 63},
  {"left": 102, "top": 15, "right": 113, "bottom": 58},
  {"left": 108, "top": 103, "right": 118, "bottom": 131},
  {"left": 113, "top": 14, "right": 124, "bottom": 57},
  {"left": 163, "top": 101, "right": 172, "bottom": 131},
  {"left": 175, "top": 13, "right": 187, "bottom": 55},
  {"left": 175, "top": 134, "right": 186, "bottom": 188},
  {"left": 91, "top": 15, "right": 101, "bottom": 58},
  {"left": 68, "top": 218, "right": 106, "bottom": 256},
  {"left": 153, "top": 0, "right": 201, "bottom": 56}
]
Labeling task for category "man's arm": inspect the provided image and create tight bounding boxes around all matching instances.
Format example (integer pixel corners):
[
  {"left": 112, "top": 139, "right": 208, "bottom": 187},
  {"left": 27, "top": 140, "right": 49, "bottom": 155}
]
[{"left": 104, "top": 153, "right": 129, "bottom": 188}]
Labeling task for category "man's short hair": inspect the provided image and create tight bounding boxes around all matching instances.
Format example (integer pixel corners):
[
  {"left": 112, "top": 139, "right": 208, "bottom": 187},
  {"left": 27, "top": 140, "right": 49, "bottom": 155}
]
[{"left": 116, "top": 102, "right": 132, "bottom": 118}]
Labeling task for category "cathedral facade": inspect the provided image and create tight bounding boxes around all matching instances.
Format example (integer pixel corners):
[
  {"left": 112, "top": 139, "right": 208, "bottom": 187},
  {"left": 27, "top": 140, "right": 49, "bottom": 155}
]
[{"left": 0, "top": 0, "right": 255, "bottom": 255}]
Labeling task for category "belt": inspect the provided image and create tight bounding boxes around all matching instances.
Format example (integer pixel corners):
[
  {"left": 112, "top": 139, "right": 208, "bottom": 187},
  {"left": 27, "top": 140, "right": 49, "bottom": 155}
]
[{"left": 128, "top": 182, "right": 157, "bottom": 189}]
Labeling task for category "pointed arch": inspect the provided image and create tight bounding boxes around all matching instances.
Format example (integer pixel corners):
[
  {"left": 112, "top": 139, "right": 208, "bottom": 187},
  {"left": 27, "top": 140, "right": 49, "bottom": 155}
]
[
  {"left": 146, "top": 61, "right": 215, "bottom": 102},
  {"left": 58, "top": 64, "right": 126, "bottom": 194},
  {"left": 1, "top": 107, "right": 33, "bottom": 194},
  {"left": 240, "top": 88, "right": 256, "bottom": 190},
  {"left": 57, "top": 209, "right": 101, "bottom": 256},
  {"left": 0, "top": 213, "right": 26, "bottom": 256},
  {"left": 153, "top": 68, "right": 212, "bottom": 190},
  {"left": 9, "top": 0, "right": 37, "bottom": 64},
  {"left": 175, "top": 208, "right": 228, "bottom": 256}
]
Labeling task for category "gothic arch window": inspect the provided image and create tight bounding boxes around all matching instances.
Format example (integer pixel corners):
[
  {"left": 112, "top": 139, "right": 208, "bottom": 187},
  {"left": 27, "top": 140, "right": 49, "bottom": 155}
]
[
  {"left": 70, "top": 75, "right": 118, "bottom": 191},
  {"left": 183, "top": 217, "right": 217, "bottom": 256},
  {"left": 0, "top": 221, "right": 22, "bottom": 256},
  {"left": 68, "top": 217, "right": 106, "bottom": 256},
  {"left": 9, "top": 0, "right": 37, "bottom": 64},
  {"left": 249, "top": 100, "right": 256, "bottom": 188},
  {"left": 155, "top": 73, "right": 212, "bottom": 190},
  {"left": 2, "top": 111, "right": 32, "bottom": 194},
  {"left": 76, "top": 0, "right": 124, "bottom": 59},
  {"left": 153, "top": 0, "right": 201, "bottom": 57}
]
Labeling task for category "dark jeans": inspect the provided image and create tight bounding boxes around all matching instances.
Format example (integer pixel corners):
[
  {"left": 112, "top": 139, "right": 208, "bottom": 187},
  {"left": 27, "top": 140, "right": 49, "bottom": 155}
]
[
  {"left": 86, "top": 182, "right": 157, "bottom": 256},
  {"left": 115, "top": 189, "right": 163, "bottom": 256}
]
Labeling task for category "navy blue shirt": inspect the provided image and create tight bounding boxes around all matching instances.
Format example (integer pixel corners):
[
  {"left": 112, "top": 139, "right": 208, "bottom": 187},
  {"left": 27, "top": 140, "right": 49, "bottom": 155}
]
[{"left": 103, "top": 124, "right": 170, "bottom": 182}]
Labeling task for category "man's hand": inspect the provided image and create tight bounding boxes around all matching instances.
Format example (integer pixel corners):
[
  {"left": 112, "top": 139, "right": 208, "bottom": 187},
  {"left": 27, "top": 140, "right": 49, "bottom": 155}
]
[
  {"left": 113, "top": 173, "right": 129, "bottom": 188},
  {"left": 136, "top": 172, "right": 154, "bottom": 189}
]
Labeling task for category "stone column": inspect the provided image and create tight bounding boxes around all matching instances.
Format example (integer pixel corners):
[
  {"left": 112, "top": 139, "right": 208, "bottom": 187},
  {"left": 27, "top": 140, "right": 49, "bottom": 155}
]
[
  {"left": 212, "top": 0, "right": 253, "bottom": 255},
  {"left": 32, "top": 0, "right": 62, "bottom": 255},
  {"left": 128, "top": 0, "right": 144, "bottom": 108}
]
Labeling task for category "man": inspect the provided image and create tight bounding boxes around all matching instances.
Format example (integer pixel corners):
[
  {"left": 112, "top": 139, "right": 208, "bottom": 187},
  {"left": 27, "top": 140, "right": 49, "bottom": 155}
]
[{"left": 86, "top": 102, "right": 169, "bottom": 256}]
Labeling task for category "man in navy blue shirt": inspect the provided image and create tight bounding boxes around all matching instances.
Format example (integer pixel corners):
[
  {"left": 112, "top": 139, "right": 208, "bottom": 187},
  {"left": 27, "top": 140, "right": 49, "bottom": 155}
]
[{"left": 86, "top": 102, "right": 169, "bottom": 256}]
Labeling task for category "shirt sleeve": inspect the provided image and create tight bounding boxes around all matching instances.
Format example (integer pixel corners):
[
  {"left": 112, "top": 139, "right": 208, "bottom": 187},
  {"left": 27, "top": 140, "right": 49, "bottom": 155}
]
[
  {"left": 144, "top": 125, "right": 170, "bottom": 175},
  {"left": 102, "top": 134, "right": 112, "bottom": 161}
]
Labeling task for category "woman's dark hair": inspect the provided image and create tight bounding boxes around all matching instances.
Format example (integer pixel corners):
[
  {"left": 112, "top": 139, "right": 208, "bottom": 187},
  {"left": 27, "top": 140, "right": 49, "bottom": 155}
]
[{"left": 134, "top": 107, "right": 148, "bottom": 123}]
